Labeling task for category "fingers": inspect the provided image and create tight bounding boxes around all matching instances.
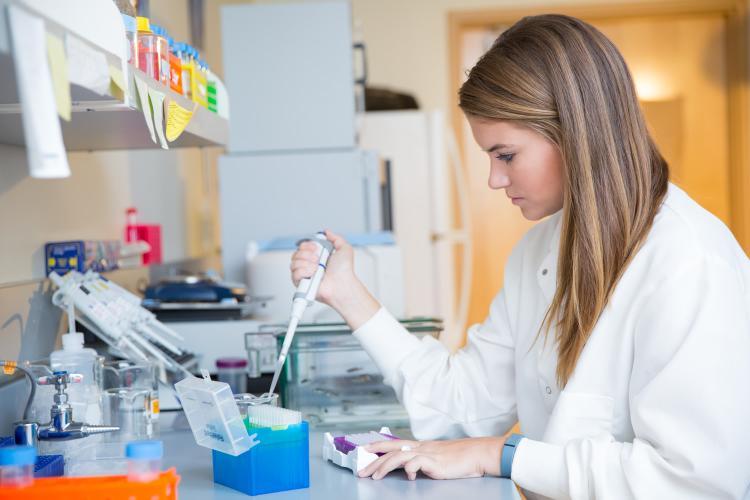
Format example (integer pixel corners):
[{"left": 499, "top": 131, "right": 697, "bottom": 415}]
[
  {"left": 359, "top": 450, "right": 417, "bottom": 480},
  {"left": 404, "top": 455, "right": 440, "bottom": 481},
  {"left": 364, "top": 439, "right": 419, "bottom": 454}
]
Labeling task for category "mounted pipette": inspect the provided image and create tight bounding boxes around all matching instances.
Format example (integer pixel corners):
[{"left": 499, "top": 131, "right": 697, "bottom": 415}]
[{"left": 267, "top": 232, "right": 333, "bottom": 396}]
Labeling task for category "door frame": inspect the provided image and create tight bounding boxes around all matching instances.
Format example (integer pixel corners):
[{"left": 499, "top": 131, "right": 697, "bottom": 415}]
[{"left": 448, "top": 0, "right": 750, "bottom": 252}]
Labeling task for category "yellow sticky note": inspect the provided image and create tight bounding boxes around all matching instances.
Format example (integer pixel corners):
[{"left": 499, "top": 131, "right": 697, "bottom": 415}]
[
  {"left": 109, "top": 64, "right": 126, "bottom": 100},
  {"left": 109, "top": 64, "right": 125, "bottom": 91},
  {"left": 166, "top": 99, "right": 196, "bottom": 142},
  {"left": 45, "top": 32, "right": 71, "bottom": 121}
]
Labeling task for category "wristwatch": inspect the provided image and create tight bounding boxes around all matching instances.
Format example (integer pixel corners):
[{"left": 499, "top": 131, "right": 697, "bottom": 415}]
[{"left": 500, "top": 433, "right": 525, "bottom": 478}]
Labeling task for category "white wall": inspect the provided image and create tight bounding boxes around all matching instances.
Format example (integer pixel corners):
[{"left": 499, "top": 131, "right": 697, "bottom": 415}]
[{"left": 0, "top": 145, "right": 207, "bottom": 283}]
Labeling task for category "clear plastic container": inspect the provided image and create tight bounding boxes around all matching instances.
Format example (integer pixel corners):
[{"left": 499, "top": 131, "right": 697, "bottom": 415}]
[
  {"left": 102, "top": 360, "right": 159, "bottom": 424},
  {"left": 150, "top": 24, "right": 171, "bottom": 86},
  {"left": 191, "top": 51, "right": 208, "bottom": 108},
  {"left": 121, "top": 14, "right": 137, "bottom": 65},
  {"left": 177, "top": 43, "right": 193, "bottom": 99},
  {"left": 0, "top": 445, "right": 36, "bottom": 488},
  {"left": 174, "top": 374, "right": 254, "bottom": 456},
  {"left": 126, "top": 440, "right": 162, "bottom": 482},
  {"left": 102, "top": 387, "right": 152, "bottom": 441},
  {"left": 216, "top": 357, "right": 247, "bottom": 394},
  {"left": 166, "top": 36, "right": 182, "bottom": 94},
  {"left": 136, "top": 17, "right": 160, "bottom": 81},
  {"left": 50, "top": 332, "right": 103, "bottom": 424},
  {"left": 273, "top": 319, "right": 442, "bottom": 429}
]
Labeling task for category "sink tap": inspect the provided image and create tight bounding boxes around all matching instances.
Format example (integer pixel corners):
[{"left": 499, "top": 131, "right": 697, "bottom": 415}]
[{"left": 37, "top": 371, "right": 119, "bottom": 441}]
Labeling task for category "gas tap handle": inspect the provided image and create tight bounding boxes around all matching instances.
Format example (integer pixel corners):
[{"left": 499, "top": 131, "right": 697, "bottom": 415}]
[{"left": 37, "top": 371, "right": 83, "bottom": 386}]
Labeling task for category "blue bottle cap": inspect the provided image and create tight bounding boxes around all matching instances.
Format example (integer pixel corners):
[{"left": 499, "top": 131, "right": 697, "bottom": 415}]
[
  {"left": 126, "top": 440, "right": 163, "bottom": 460},
  {"left": 0, "top": 446, "right": 37, "bottom": 466}
]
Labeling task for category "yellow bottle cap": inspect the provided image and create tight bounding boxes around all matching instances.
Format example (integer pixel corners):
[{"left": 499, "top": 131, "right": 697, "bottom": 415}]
[{"left": 136, "top": 16, "right": 151, "bottom": 32}]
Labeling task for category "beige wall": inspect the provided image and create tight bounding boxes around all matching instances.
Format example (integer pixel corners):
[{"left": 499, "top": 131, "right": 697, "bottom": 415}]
[{"left": 0, "top": 0, "right": 218, "bottom": 285}]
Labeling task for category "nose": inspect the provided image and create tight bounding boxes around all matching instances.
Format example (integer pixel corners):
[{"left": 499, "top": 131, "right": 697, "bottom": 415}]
[{"left": 488, "top": 163, "right": 510, "bottom": 190}]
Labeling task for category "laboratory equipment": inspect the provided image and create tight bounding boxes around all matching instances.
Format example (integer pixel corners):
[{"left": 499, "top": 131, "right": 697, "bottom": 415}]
[
  {"left": 216, "top": 358, "right": 247, "bottom": 394},
  {"left": 49, "top": 270, "right": 192, "bottom": 376},
  {"left": 45, "top": 240, "right": 121, "bottom": 276},
  {"left": 268, "top": 232, "right": 333, "bottom": 396},
  {"left": 166, "top": 36, "right": 183, "bottom": 94},
  {"left": 174, "top": 372, "right": 256, "bottom": 456},
  {"left": 50, "top": 301, "right": 103, "bottom": 425},
  {"left": 212, "top": 420, "right": 309, "bottom": 496},
  {"left": 136, "top": 17, "right": 161, "bottom": 83},
  {"left": 262, "top": 318, "right": 442, "bottom": 429},
  {"left": 125, "top": 440, "right": 162, "bottom": 483},
  {"left": 121, "top": 14, "right": 137, "bottom": 65},
  {"left": 212, "top": 399, "right": 308, "bottom": 496},
  {"left": 102, "top": 388, "right": 152, "bottom": 440},
  {"left": 102, "top": 360, "right": 159, "bottom": 424},
  {"left": 245, "top": 233, "right": 404, "bottom": 323},
  {"left": 234, "top": 393, "right": 279, "bottom": 423},
  {"left": 12, "top": 422, "right": 37, "bottom": 448},
  {"left": 177, "top": 43, "right": 193, "bottom": 99},
  {"left": 322, "top": 428, "right": 398, "bottom": 474},
  {"left": 149, "top": 24, "right": 171, "bottom": 86},
  {"left": 0, "top": 438, "right": 64, "bottom": 479},
  {"left": 0, "top": 445, "right": 36, "bottom": 488},
  {"left": 0, "top": 469, "right": 180, "bottom": 498},
  {"left": 191, "top": 49, "right": 208, "bottom": 108},
  {"left": 36, "top": 371, "right": 119, "bottom": 441}
]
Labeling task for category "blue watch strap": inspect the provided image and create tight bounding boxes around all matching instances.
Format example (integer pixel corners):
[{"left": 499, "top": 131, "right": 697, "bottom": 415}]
[{"left": 500, "top": 433, "right": 525, "bottom": 478}]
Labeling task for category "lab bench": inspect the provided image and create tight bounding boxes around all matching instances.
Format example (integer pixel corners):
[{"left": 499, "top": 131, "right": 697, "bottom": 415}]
[{"left": 158, "top": 411, "right": 522, "bottom": 500}]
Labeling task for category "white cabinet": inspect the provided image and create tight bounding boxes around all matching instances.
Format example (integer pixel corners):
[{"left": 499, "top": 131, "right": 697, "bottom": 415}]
[{"left": 221, "top": 1, "right": 355, "bottom": 153}]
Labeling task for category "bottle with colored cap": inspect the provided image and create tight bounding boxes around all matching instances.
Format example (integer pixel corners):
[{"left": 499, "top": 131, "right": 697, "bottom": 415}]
[
  {"left": 0, "top": 446, "right": 36, "bottom": 488},
  {"left": 126, "top": 440, "right": 163, "bottom": 482},
  {"left": 216, "top": 357, "right": 248, "bottom": 394}
]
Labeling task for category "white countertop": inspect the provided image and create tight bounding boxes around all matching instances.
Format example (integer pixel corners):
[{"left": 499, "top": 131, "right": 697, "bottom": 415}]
[{"left": 159, "top": 411, "right": 522, "bottom": 500}]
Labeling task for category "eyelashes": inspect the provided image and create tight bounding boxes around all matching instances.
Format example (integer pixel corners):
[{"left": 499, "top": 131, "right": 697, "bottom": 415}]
[{"left": 495, "top": 153, "right": 515, "bottom": 163}]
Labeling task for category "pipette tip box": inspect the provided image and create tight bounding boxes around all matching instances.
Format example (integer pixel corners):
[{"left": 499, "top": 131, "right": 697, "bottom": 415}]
[{"left": 212, "top": 421, "right": 310, "bottom": 496}]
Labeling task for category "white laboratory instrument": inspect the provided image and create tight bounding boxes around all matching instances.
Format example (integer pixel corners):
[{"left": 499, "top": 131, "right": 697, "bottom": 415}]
[
  {"left": 49, "top": 270, "right": 190, "bottom": 377},
  {"left": 267, "top": 233, "right": 333, "bottom": 396}
]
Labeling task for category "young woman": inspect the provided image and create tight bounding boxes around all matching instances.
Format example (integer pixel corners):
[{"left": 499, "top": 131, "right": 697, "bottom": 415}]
[{"left": 291, "top": 14, "right": 750, "bottom": 499}]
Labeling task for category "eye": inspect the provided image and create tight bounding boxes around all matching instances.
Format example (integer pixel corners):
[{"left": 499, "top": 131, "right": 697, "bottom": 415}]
[{"left": 495, "top": 153, "right": 515, "bottom": 163}]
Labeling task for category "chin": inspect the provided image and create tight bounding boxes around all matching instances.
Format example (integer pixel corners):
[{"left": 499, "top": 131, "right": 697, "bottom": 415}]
[
  {"left": 519, "top": 206, "right": 554, "bottom": 221},
  {"left": 520, "top": 208, "right": 544, "bottom": 221}
]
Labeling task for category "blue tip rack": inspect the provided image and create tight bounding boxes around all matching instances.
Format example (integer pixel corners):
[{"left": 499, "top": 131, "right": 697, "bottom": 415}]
[{"left": 212, "top": 421, "right": 310, "bottom": 496}]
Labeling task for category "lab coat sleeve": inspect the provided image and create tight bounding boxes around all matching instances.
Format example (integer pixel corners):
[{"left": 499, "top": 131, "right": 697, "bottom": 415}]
[
  {"left": 353, "top": 289, "right": 517, "bottom": 440},
  {"left": 511, "top": 253, "right": 750, "bottom": 499}
]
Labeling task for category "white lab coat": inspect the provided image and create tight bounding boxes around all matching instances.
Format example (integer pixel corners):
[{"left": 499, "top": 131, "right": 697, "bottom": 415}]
[{"left": 353, "top": 183, "right": 750, "bottom": 499}]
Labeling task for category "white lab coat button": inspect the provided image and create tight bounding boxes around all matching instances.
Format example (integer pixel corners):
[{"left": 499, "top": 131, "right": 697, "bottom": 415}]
[
  {"left": 545, "top": 386, "right": 552, "bottom": 394},
  {"left": 541, "top": 268, "right": 548, "bottom": 276}
]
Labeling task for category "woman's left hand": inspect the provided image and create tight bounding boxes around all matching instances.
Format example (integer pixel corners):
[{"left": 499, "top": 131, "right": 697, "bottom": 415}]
[{"left": 358, "top": 436, "right": 507, "bottom": 481}]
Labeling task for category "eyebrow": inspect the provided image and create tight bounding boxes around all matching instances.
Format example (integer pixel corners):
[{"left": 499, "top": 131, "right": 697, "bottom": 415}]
[{"left": 483, "top": 144, "right": 514, "bottom": 153}]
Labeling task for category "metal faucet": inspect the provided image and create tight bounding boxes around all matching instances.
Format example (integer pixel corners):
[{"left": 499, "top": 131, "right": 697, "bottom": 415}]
[{"left": 36, "top": 371, "right": 119, "bottom": 441}]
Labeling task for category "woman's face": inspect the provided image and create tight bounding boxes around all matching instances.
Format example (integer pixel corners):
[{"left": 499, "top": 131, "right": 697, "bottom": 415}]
[{"left": 467, "top": 116, "right": 564, "bottom": 221}]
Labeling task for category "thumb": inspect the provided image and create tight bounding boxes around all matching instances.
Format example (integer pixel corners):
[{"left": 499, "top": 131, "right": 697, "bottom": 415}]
[{"left": 324, "top": 229, "right": 349, "bottom": 252}]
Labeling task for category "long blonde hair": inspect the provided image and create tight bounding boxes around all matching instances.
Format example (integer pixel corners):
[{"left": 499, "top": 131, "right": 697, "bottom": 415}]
[{"left": 459, "top": 14, "right": 669, "bottom": 387}]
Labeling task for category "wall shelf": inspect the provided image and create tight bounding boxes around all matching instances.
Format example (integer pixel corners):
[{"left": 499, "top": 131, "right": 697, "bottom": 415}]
[{"left": 0, "top": 0, "right": 228, "bottom": 151}]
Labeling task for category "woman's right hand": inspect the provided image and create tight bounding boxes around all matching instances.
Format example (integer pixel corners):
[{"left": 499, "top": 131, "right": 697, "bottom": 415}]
[
  {"left": 290, "top": 229, "right": 355, "bottom": 308},
  {"left": 290, "top": 229, "right": 380, "bottom": 329}
]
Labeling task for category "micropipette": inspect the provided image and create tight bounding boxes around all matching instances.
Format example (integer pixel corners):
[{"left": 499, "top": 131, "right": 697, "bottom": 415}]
[{"left": 268, "top": 232, "right": 333, "bottom": 396}]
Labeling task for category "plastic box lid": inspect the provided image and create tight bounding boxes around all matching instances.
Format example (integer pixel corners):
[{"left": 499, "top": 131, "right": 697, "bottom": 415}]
[{"left": 174, "top": 374, "right": 258, "bottom": 456}]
